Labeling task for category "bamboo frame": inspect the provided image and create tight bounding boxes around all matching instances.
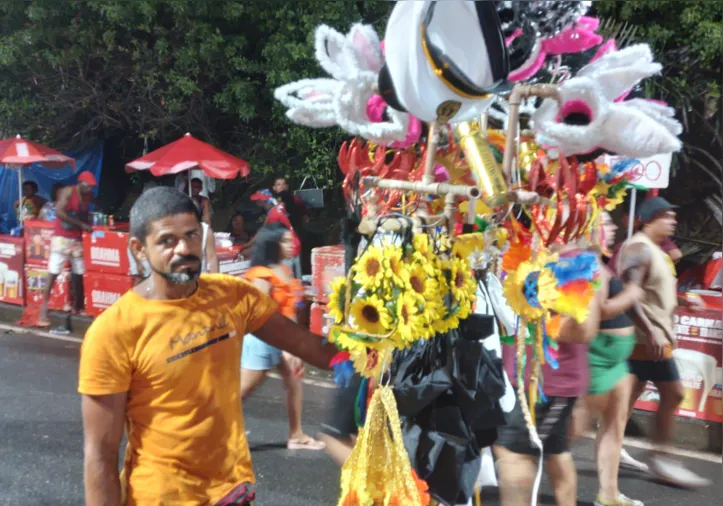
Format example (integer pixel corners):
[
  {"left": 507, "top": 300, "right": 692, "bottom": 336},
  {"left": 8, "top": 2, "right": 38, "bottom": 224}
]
[{"left": 362, "top": 176, "right": 480, "bottom": 199}]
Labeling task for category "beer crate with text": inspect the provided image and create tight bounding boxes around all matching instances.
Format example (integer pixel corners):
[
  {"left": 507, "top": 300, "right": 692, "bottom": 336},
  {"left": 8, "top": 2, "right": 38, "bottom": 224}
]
[
  {"left": 310, "top": 245, "right": 345, "bottom": 303},
  {"left": 82, "top": 230, "right": 132, "bottom": 275},
  {"left": 0, "top": 235, "right": 24, "bottom": 305},
  {"left": 24, "top": 266, "right": 71, "bottom": 311},
  {"left": 217, "top": 248, "right": 251, "bottom": 278},
  {"left": 83, "top": 272, "right": 134, "bottom": 317},
  {"left": 23, "top": 220, "right": 54, "bottom": 267}
]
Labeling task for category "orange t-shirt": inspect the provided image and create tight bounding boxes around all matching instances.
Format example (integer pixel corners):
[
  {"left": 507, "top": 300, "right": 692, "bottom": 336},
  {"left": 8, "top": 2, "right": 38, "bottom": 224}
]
[
  {"left": 244, "top": 265, "right": 302, "bottom": 320},
  {"left": 78, "top": 274, "right": 277, "bottom": 505}
]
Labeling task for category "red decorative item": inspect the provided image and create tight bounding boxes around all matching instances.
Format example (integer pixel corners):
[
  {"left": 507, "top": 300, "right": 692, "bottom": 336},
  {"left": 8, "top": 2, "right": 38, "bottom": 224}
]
[
  {"left": 125, "top": 133, "right": 249, "bottom": 179},
  {"left": 83, "top": 272, "right": 134, "bottom": 317}
]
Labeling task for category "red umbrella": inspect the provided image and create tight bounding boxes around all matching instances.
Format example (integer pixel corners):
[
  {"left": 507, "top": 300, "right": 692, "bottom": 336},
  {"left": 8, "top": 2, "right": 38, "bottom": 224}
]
[
  {"left": 0, "top": 135, "right": 76, "bottom": 220},
  {"left": 125, "top": 133, "right": 250, "bottom": 179}
]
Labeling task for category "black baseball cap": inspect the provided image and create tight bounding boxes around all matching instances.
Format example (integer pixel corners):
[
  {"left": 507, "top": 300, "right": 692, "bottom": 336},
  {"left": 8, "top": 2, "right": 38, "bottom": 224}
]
[{"left": 637, "top": 197, "right": 677, "bottom": 223}]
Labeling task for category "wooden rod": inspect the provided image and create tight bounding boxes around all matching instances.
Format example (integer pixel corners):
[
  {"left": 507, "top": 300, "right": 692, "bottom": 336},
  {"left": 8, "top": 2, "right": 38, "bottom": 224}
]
[
  {"left": 422, "top": 121, "right": 438, "bottom": 185},
  {"left": 362, "top": 176, "right": 480, "bottom": 199}
]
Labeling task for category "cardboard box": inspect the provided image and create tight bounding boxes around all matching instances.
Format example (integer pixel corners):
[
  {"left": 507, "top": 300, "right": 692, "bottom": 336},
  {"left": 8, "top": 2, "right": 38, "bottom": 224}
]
[
  {"left": 309, "top": 302, "right": 335, "bottom": 337},
  {"left": 83, "top": 271, "right": 134, "bottom": 317},
  {"left": 83, "top": 230, "right": 132, "bottom": 275},
  {"left": 24, "top": 266, "right": 71, "bottom": 311},
  {"left": 0, "top": 235, "right": 24, "bottom": 305},
  {"left": 311, "top": 245, "right": 345, "bottom": 303},
  {"left": 23, "top": 220, "right": 54, "bottom": 267}
]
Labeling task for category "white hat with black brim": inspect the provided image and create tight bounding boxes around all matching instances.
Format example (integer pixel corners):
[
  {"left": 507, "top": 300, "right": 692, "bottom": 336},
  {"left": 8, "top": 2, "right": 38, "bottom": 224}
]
[{"left": 379, "top": 0, "right": 511, "bottom": 124}]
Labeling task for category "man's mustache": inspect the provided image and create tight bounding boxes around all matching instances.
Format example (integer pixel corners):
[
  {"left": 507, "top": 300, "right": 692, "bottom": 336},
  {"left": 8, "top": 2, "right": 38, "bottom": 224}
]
[{"left": 170, "top": 255, "right": 201, "bottom": 269}]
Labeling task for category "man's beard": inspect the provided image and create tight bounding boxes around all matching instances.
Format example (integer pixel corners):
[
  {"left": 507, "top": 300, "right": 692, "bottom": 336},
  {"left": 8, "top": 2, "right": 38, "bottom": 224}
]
[{"left": 149, "top": 255, "right": 202, "bottom": 285}]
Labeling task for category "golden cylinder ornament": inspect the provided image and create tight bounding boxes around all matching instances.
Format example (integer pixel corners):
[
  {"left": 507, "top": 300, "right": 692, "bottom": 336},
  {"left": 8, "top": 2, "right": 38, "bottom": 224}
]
[{"left": 455, "top": 121, "right": 509, "bottom": 208}]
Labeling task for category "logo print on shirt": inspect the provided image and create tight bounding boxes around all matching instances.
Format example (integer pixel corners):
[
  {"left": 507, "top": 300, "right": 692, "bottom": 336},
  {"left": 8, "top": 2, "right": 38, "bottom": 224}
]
[{"left": 166, "top": 316, "right": 235, "bottom": 364}]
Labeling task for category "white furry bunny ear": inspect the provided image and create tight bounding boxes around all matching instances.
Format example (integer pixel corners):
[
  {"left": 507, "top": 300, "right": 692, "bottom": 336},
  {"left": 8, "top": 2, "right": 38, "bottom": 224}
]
[
  {"left": 314, "top": 25, "right": 362, "bottom": 81},
  {"left": 578, "top": 44, "right": 661, "bottom": 100},
  {"left": 347, "top": 23, "right": 384, "bottom": 73},
  {"left": 601, "top": 103, "right": 683, "bottom": 157},
  {"left": 618, "top": 99, "right": 683, "bottom": 137},
  {"left": 274, "top": 78, "right": 341, "bottom": 128}
]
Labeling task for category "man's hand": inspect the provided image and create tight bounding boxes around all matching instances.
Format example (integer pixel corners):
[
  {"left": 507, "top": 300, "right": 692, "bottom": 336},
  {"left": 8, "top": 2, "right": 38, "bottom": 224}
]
[{"left": 645, "top": 326, "right": 667, "bottom": 361}]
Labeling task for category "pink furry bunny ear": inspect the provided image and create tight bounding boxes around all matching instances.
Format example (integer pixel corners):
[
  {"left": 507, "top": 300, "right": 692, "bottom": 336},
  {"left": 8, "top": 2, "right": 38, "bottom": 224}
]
[{"left": 347, "top": 23, "right": 384, "bottom": 73}]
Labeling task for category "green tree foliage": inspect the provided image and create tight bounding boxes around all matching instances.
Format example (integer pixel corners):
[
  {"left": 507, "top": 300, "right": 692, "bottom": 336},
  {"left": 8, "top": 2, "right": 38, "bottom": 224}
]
[
  {"left": 0, "top": 0, "right": 392, "bottom": 188},
  {"left": 595, "top": 0, "right": 722, "bottom": 252}
]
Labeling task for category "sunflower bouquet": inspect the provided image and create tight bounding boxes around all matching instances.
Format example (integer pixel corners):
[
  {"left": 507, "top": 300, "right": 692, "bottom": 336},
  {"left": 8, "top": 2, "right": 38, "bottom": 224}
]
[{"left": 327, "top": 231, "right": 477, "bottom": 380}]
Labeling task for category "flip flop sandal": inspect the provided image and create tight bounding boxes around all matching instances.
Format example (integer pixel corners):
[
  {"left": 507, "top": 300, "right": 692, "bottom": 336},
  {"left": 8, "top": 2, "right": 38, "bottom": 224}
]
[{"left": 287, "top": 436, "right": 326, "bottom": 451}]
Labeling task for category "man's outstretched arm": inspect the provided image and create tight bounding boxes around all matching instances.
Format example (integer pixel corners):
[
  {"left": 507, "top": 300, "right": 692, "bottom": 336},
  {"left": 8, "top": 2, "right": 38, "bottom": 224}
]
[{"left": 255, "top": 312, "right": 338, "bottom": 370}]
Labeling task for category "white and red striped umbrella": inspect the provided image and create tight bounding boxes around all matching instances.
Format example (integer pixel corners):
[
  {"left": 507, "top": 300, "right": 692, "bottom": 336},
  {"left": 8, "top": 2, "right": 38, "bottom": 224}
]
[{"left": 125, "top": 133, "right": 249, "bottom": 179}]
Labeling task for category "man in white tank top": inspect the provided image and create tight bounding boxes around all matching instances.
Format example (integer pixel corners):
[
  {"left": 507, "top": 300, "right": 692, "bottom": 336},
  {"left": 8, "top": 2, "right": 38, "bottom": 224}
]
[{"left": 617, "top": 197, "right": 710, "bottom": 489}]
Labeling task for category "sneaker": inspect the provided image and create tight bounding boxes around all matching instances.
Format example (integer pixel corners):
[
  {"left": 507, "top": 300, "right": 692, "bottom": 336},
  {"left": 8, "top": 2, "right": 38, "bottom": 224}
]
[
  {"left": 594, "top": 493, "right": 644, "bottom": 506},
  {"left": 648, "top": 455, "right": 712, "bottom": 489},
  {"left": 620, "top": 448, "right": 649, "bottom": 473}
]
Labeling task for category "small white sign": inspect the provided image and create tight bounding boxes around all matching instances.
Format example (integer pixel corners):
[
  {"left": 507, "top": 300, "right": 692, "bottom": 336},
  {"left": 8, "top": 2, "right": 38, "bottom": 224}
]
[{"left": 606, "top": 152, "right": 672, "bottom": 189}]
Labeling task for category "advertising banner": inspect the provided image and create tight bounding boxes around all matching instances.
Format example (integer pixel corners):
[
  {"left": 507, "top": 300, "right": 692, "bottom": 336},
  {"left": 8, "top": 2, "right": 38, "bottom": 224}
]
[
  {"left": 83, "top": 230, "right": 132, "bottom": 275},
  {"left": 634, "top": 308, "right": 722, "bottom": 422},
  {"left": 83, "top": 272, "right": 133, "bottom": 317}
]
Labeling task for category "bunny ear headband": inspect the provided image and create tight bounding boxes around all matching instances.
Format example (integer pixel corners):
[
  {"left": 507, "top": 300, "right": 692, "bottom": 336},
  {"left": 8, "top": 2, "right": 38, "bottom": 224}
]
[{"left": 274, "top": 23, "right": 421, "bottom": 148}]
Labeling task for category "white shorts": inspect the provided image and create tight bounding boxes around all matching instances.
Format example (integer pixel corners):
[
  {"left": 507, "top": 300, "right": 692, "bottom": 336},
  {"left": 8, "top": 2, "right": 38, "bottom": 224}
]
[{"left": 48, "top": 236, "right": 85, "bottom": 275}]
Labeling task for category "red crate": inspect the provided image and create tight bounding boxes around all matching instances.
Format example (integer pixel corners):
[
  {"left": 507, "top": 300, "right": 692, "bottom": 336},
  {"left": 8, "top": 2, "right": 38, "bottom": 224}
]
[
  {"left": 309, "top": 302, "right": 335, "bottom": 337},
  {"left": 83, "top": 230, "right": 132, "bottom": 275},
  {"left": 83, "top": 271, "right": 134, "bottom": 317},
  {"left": 218, "top": 249, "right": 251, "bottom": 278},
  {"left": 0, "top": 235, "right": 25, "bottom": 305},
  {"left": 24, "top": 265, "right": 71, "bottom": 311},
  {"left": 23, "top": 220, "right": 54, "bottom": 267},
  {"left": 311, "top": 245, "right": 345, "bottom": 303}
]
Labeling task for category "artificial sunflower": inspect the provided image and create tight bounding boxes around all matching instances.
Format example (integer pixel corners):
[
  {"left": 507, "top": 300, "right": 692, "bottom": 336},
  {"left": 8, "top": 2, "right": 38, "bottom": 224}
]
[
  {"left": 384, "top": 245, "right": 410, "bottom": 289},
  {"left": 448, "top": 257, "right": 476, "bottom": 304},
  {"left": 395, "top": 292, "right": 424, "bottom": 344},
  {"left": 502, "top": 259, "right": 556, "bottom": 321},
  {"left": 327, "top": 276, "right": 347, "bottom": 324},
  {"left": 329, "top": 327, "right": 369, "bottom": 352},
  {"left": 354, "top": 245, "right": 385, "bottom": 290},
  {"left": 350, "top": 346, "right": 392, "bottom": 380},
  {"left": 349, "top": 294, "right": 393, "bottom": 336},
  {"left": 412, "top": 233, "right": 431, "bottom": 261},
  {"left": 407, "top": 262, "right": 439, "bottom": 304},
  {"left": 452, "top": 232, "right": 484, "bottom": 260}
]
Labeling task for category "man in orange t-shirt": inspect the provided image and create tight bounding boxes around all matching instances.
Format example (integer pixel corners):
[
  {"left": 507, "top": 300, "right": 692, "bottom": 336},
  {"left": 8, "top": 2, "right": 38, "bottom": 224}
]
[{"left": 78, "top": 187, "right": 337, "bottom": 506}]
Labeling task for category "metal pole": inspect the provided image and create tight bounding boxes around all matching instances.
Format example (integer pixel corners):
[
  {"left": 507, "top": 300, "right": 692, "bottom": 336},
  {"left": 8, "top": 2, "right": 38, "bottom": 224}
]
[
  {"left": 627, "top": 188, "right": 637, "bottom": 238},
  {"left": 188, "top": 171, "right": 192, "bottom": 197}
]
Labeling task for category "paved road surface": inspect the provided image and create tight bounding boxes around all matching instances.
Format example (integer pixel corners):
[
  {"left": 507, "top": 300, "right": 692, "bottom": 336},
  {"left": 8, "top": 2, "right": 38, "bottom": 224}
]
[{"left": 0, "top": 329, "right": 720, "bottom": 505}]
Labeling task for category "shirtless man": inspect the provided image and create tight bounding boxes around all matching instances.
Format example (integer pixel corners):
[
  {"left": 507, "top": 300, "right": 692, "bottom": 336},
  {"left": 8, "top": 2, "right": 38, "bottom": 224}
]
[{"left": 616, "top": 197, "right": 710, "bottom": 488}]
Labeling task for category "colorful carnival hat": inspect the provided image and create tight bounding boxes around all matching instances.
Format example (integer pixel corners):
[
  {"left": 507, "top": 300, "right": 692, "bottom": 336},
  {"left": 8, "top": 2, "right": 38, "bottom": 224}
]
[{"left": 379, "top": 0, "right": 510, "bottom": 123}]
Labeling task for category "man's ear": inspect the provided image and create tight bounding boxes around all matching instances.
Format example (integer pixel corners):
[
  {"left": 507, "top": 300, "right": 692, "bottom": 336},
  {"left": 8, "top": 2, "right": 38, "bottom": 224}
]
[{"left": 129, "top": 236, "right": 147, "bottom": 262}]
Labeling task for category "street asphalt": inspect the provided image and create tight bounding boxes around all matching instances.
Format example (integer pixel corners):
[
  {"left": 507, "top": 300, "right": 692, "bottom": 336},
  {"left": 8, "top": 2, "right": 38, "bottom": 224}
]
[{"left": 0, "top": 329, "right": 721, "bottom": 506}]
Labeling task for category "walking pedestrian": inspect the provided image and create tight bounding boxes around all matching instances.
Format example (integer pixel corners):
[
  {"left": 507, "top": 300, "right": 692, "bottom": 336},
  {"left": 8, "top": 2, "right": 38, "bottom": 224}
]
[{"left": 240, "top": 222, "right": 325, "bottom": 451}]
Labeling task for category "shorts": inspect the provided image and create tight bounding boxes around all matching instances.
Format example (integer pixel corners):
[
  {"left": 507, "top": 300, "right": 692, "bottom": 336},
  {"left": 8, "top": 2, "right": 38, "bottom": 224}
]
[
  {"left": 629, "top": 358, "right": 680, "bottom": 383},
  {"left": 495, "top": 395, "right": 577, "bottom": 456},
  {"left": 241, "top": 334, "right": 281, "bottom": 370},
  {"left": 48, "top": 236, "right": 85, "bottom": 275},
  {"left": 320, "top": 373, "right": 364, "bottom": 439},
  {"left": 588, "top": 331, "right": 635, "bottom": 395}
]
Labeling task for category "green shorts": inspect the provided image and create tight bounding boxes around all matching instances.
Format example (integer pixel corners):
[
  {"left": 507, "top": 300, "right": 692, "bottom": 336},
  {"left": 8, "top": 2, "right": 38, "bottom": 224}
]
[{"left": 588, "top": 331, "right": 636, "bottom": 395}]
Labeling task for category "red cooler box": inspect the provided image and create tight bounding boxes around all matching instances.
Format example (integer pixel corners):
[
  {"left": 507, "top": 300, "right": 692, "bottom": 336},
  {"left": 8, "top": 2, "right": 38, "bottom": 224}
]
[
  {"left": 309, "top": 302, "right": 335, "bottom": 337},
  {"left": 218, "top": 249, "right": 251, "bottom": 278},
  {"left": 83, "top": 272, "right": 134, "bottom": 317},
  {"left": 311, "top": 245, "right": 345, "bottom": 303},
  {"left": 24, "top": 266, "right": 71, "bottom": 311},
  {"left": 83, "top": 230, "right": 131, "bottom": 275},
  {"left": 23, "top": 220, "right": 54, "bottom": 267},
  {"left": 0, "top": 235, "right": 25, "bottom": 305}
]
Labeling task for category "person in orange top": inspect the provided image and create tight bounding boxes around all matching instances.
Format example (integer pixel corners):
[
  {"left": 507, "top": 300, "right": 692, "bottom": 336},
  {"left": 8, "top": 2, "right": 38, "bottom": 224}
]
[
  {"left": 78, "top": 187, "right": 336, "bottom": 506},
  {"left": 240, "top": 222, "right": 325, "bottom": 451}
]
